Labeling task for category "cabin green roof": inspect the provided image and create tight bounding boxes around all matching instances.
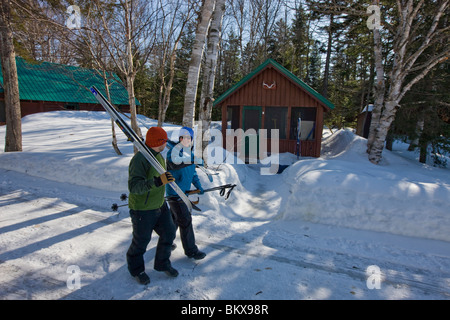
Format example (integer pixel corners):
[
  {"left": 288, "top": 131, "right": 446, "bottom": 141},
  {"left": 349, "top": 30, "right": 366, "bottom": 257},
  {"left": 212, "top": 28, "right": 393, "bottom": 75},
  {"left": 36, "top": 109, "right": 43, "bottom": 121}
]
[
  {"left": 213, "top": 58, "right": 334, "bottom": 110},
  {"left": 0, "top": 57, "right": 138, "bottom": 106}
]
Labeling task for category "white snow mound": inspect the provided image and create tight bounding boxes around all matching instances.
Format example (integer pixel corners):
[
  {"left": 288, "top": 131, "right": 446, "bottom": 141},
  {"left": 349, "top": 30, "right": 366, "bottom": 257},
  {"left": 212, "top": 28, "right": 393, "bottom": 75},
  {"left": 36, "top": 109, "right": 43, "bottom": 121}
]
[{"left": 278, "top": 129, "right": 450, "bottom": 242}]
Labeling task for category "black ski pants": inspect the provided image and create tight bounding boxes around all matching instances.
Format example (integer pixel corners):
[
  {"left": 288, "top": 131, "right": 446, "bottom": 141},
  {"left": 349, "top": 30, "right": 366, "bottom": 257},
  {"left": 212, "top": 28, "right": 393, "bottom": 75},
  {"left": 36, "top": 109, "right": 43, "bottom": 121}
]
[
  {"left": 126, "top": 202, "right": 175, "bottom": 277},
  {"left": 167, "top": 199, "right": 199, "bottom": 257}
]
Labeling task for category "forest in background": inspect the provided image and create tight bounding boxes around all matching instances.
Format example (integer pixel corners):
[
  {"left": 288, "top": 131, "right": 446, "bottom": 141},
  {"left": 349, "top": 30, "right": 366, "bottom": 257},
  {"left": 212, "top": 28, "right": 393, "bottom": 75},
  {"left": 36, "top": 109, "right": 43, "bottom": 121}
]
[{"left": 1, "top": 0, "right": 449, "bottom": 165}]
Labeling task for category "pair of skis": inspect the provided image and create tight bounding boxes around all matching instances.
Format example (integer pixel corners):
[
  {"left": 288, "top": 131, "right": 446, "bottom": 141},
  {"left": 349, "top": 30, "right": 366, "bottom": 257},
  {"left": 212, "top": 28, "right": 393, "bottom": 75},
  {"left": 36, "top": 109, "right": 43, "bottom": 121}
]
[{"left": 90, "top": 86, "right": 194, "bottom": 212}]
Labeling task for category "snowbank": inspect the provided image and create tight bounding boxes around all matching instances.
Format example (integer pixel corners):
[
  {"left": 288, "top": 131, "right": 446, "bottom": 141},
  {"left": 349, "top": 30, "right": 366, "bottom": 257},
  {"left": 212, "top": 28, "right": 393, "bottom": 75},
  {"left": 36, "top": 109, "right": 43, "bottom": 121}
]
[
  {"left": 278, "top": 129, "right": 450, "bottom": 242},
  {"left": 0, "top": 111, "right": 181, "bottom": 192}
]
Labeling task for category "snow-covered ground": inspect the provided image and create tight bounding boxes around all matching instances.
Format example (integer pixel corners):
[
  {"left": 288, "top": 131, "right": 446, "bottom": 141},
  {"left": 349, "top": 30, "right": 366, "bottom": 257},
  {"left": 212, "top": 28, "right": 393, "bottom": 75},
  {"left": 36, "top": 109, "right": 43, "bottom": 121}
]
[{"left": 0, "top": 111, "right": 449, "bottom": 300}]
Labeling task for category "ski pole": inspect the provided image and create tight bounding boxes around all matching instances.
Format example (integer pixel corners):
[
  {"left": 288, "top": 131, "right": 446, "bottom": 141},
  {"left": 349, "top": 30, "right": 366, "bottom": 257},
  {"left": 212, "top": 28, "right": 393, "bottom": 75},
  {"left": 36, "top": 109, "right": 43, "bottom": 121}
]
[
  {"left": 186, "top": 184, "right": 237, "bottom": 199},
  {"left": 111, "top": 193, "right": 202, "bottom": 212},
  {"left": 111, "top": 203, "right": 128, "bottom": 211}
]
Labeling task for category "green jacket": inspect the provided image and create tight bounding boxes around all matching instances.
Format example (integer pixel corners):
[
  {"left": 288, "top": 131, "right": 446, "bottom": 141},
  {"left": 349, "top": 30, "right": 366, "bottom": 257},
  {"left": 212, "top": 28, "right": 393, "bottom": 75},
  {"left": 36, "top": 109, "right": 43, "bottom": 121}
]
[{"left": 128, "top": 150, "right": 166, "bottom": 211}]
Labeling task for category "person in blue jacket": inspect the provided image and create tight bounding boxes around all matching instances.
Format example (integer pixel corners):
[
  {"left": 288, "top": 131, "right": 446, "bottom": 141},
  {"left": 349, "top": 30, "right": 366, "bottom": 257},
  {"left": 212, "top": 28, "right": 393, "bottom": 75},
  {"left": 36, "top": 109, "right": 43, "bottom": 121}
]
[{"left": 166, "top": 127, "right": 206, "bottom": 260}]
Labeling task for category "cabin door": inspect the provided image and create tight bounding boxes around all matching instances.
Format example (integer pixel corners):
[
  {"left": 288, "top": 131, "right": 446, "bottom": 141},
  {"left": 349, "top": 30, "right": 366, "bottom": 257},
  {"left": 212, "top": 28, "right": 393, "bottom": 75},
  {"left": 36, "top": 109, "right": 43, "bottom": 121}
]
[{"left": 242, "top": 106, "right": 262, "bottom": 161}]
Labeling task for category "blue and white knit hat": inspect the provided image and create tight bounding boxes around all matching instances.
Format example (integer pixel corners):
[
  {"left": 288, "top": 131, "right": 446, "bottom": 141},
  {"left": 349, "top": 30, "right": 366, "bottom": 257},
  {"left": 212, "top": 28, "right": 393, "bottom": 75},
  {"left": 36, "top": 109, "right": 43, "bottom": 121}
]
[{"left": 179, "top": 126, "right": 194, "bottom": 139}]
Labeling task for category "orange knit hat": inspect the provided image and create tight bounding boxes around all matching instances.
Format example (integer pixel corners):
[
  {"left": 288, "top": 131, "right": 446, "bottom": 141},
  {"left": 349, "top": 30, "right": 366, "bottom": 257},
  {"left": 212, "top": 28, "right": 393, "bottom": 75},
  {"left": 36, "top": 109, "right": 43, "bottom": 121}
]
[{"left": 145, "top": 127, "right": 168, "bottom": 148}]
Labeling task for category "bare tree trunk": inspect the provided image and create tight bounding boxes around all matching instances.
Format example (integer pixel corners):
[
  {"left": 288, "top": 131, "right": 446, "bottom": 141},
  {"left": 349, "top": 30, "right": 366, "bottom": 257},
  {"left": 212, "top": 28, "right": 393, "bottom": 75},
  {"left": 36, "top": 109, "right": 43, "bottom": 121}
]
[
  {"left": 157, "top": 12, "right": 192, "bottom": 126},
  {"left": 366, "top": 26, "right": 385, "bottom": 156},
  {"left": 103, "top": 74, "right": 122, "bottom": 155},
  {"left": 322, "top": 14, "right": 333, "bottom": 99},
  {"left": 408, "top": 113, "right": 425, "bottom": 151},
  {"left": 417, "top": 105, "right": 432, "bottom": 163},
  {"left": 182, "top": 0, "right": 215, "bottom": 128},
  {"left": 199, "top": 0, "right": 224, "bottom": 164},
  {"left": 157, "top": 45, "right": 178, "bottom": 127},
  {"left": 0, "top": 0, "right": 22, "bottom": 152},
  {"left": 123, "top": 0, "right": 142, "bottom": 153},
  {"left": 126, "top": 74, "right": 141, "bottom": 150}
]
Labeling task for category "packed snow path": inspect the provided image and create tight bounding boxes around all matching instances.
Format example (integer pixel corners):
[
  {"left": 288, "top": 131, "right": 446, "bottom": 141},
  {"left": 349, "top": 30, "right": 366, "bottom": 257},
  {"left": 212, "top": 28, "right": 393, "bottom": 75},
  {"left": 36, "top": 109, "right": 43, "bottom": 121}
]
[
  {"left": 1, "top": 168, "right": 449, "bottom": 300},
  {"left": 1, "top": 111, "right": 449, "bottom": 300}
]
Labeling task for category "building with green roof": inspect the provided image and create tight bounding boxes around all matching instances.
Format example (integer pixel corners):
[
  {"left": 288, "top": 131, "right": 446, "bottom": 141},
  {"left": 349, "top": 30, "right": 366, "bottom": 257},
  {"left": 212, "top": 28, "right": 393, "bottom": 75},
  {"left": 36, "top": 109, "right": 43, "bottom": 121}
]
[
  {"left": 215, "top": 58, "right": 335, "bottom": 158},
  {"left": 0, "top": 57, "right": 137, "bottom": 123}
]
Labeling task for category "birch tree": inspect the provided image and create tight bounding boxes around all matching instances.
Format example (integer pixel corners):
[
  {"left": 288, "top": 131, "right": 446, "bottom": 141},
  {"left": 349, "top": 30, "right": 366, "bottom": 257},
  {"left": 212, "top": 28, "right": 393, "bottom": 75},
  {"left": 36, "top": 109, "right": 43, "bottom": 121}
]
[
  {"left": 367, "top": 0, "right": 449, "bottom": 164},
  {"left": 199, "top": 0, "right": 225, "bottom": 161},
  {"left": 0, "top": 0, "right": 22, "bottom": 152},
  {"left": 182, "top": 0, "right": 215, "bottom": 128}
]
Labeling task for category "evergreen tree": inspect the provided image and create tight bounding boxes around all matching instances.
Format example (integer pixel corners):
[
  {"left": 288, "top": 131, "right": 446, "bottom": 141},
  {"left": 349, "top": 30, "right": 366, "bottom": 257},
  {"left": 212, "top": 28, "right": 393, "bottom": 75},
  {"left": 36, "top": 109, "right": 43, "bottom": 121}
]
[
  {"left": 217, "top": 30, "right": 241, "bottom": 96},
  {"left": 291, "top": 3, "right": 311, "bottom": 79},
  {"left": 305, "top": 40, "right": 322, "bottom": 89},
  {"left": 267, "top": 18, "right": 291, "bottom": 66},
  {"left": 392, "top": 61, "right": 449, "bottom": 166}
]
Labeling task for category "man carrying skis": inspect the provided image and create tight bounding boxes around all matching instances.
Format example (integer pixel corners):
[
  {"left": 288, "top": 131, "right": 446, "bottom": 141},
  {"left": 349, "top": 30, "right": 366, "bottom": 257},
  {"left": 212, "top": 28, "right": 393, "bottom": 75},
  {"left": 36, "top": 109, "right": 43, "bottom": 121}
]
[
  {"left": 166, "top": 127, "right": 206, "bottom": 260},
  {"left": 126, "top": 126, "right": 179, "bottom": 285}
]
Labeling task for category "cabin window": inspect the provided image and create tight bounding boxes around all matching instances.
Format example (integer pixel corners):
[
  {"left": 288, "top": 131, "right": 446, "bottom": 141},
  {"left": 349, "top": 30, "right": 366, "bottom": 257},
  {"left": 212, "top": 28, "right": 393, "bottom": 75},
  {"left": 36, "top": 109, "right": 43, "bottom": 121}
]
[
  {"left": 227, "top": 106, "right": 240, "bottom": 130},
  {"left": 264, "top": 106, "right": 287, "bottom": 139},
  {"left": 290, "top": 107, "right": 316, "bottom": 140}
]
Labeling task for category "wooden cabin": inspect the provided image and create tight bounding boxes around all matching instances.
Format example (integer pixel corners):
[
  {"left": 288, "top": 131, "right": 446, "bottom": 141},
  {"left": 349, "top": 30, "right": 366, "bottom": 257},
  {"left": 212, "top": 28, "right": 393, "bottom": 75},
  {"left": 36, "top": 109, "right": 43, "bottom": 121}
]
[
  {"left": 214, "top": 59, "right": 335, "bottom": 158},
  {"left": 0, "top": 57, "right": 135, "bottom": 125}
]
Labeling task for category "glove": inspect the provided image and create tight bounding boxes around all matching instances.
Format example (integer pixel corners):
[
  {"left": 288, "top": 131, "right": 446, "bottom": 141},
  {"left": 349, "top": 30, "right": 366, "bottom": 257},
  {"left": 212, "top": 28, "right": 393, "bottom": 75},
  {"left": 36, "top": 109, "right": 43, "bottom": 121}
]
[
  {"left": 154, "top": 172, "right": 175, "bottom": 187},
  {"left": 197, "top": 186, "right": 204, "bottom": 195}
]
